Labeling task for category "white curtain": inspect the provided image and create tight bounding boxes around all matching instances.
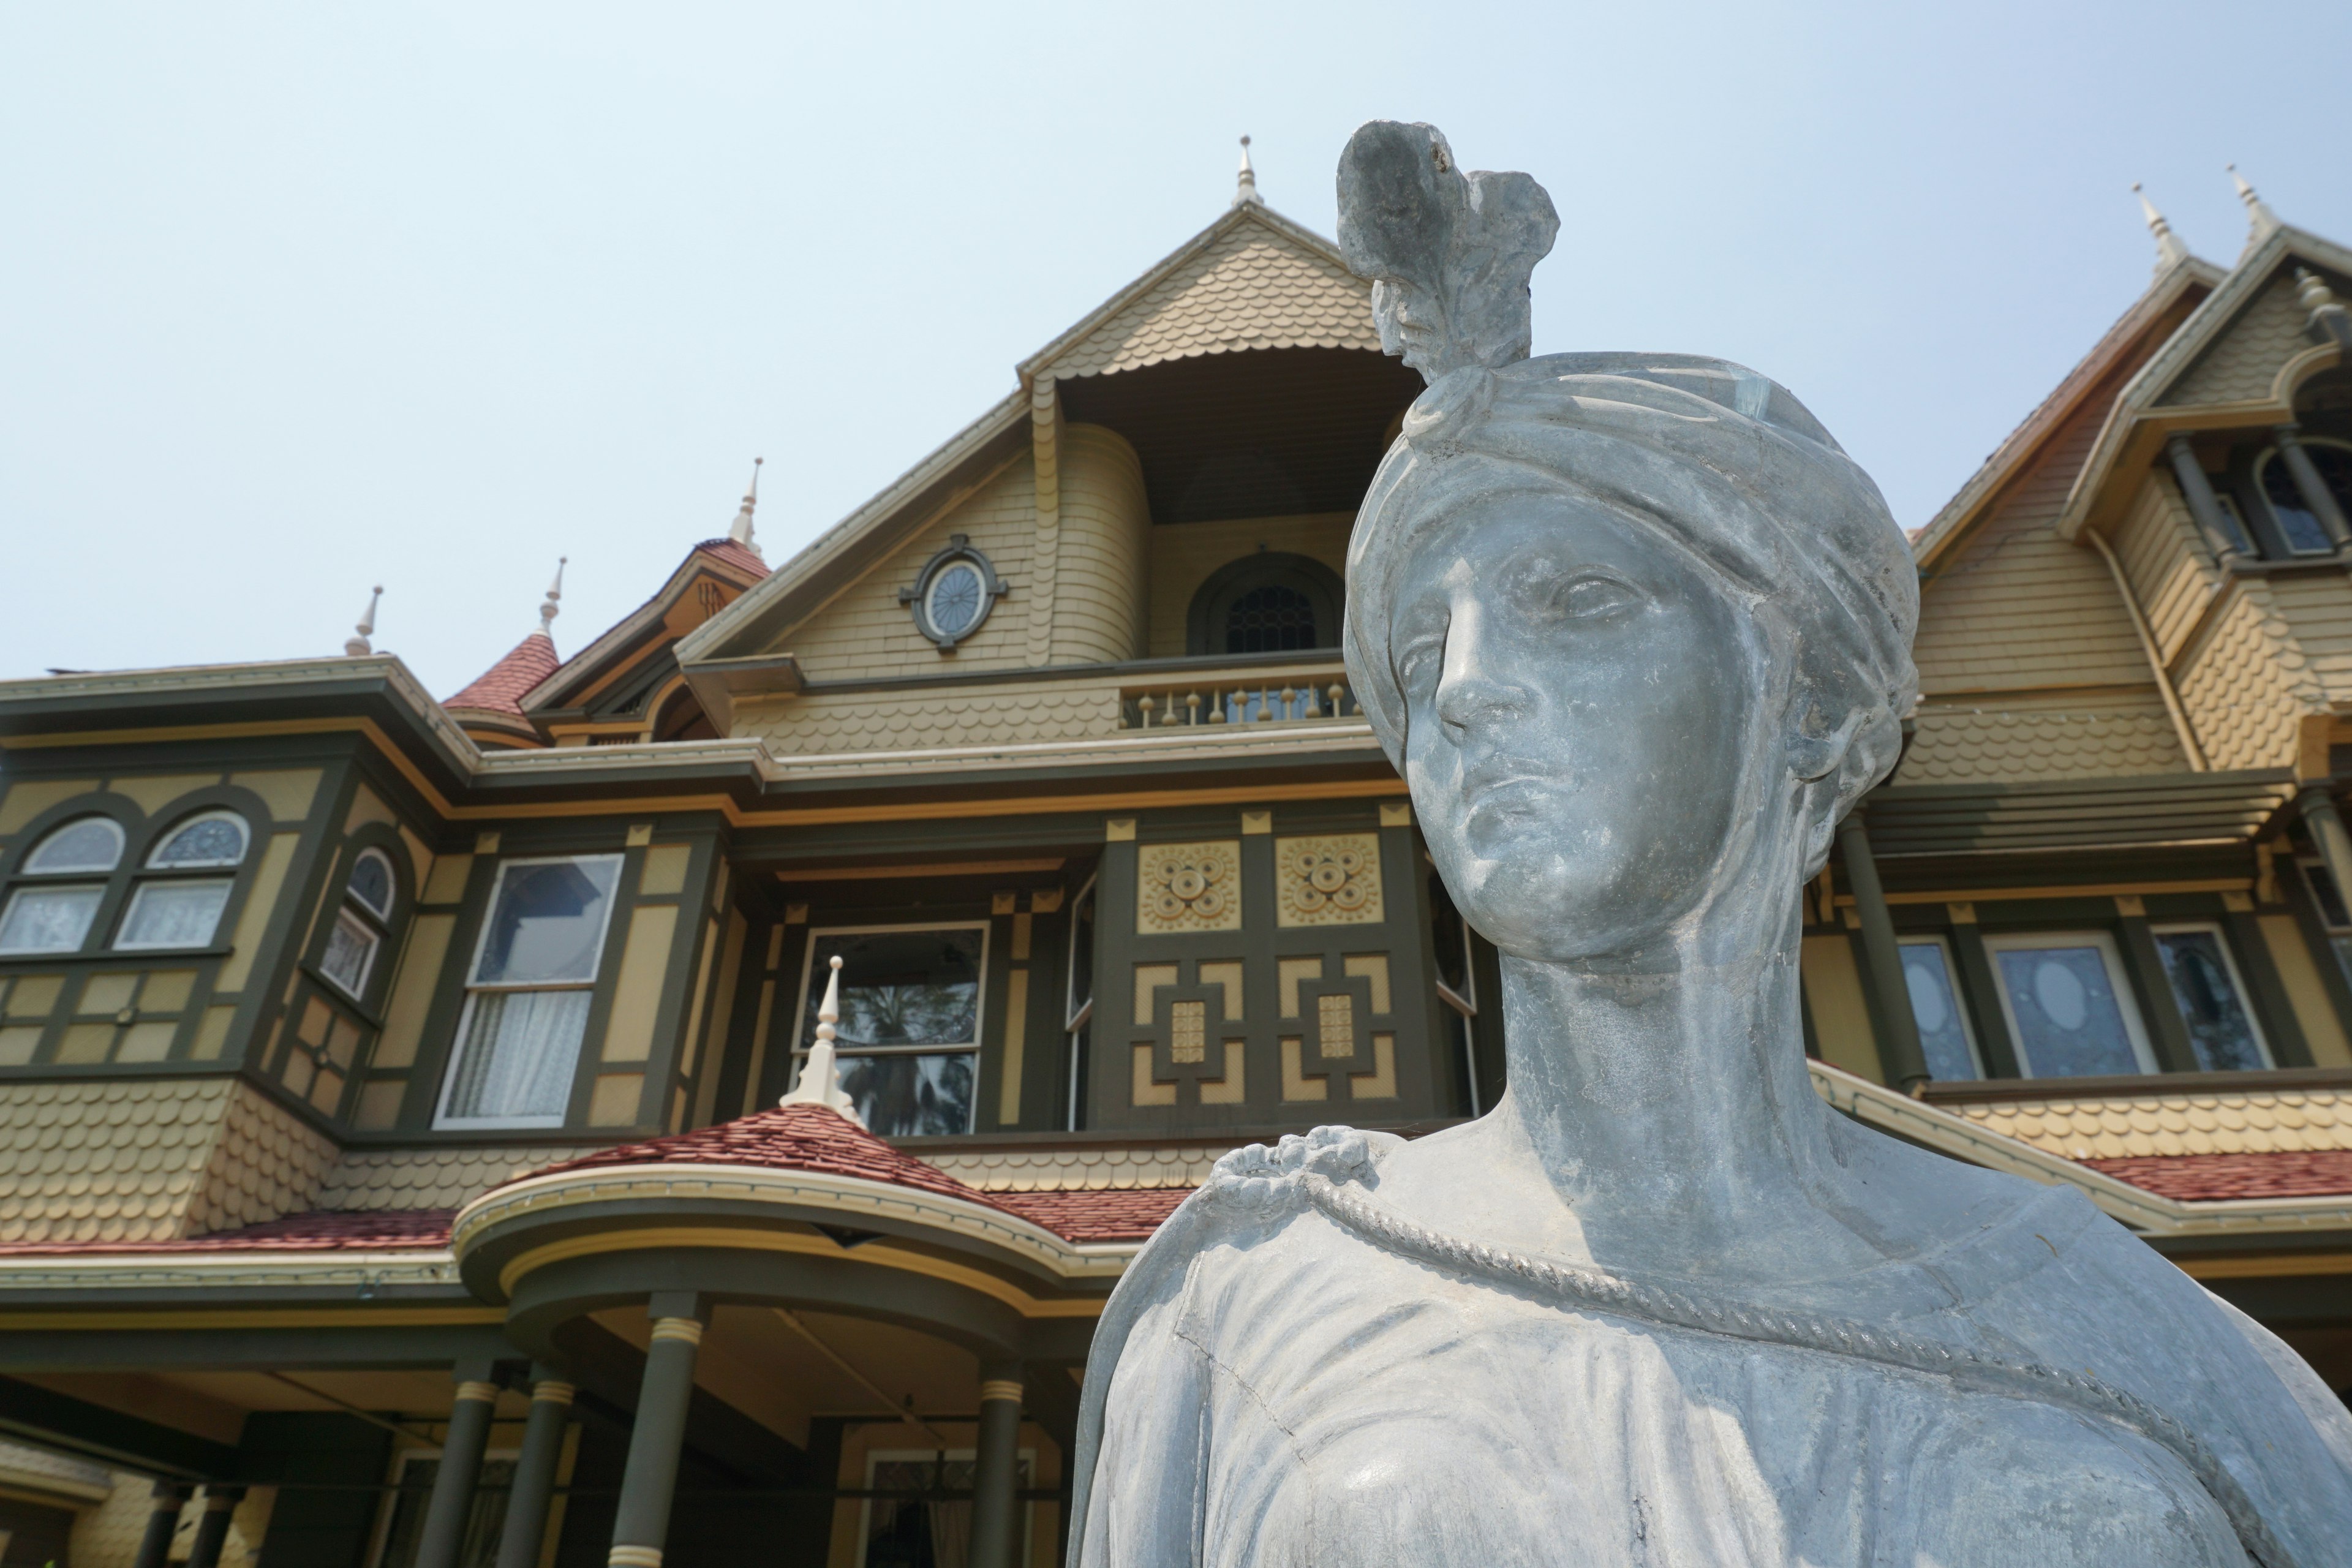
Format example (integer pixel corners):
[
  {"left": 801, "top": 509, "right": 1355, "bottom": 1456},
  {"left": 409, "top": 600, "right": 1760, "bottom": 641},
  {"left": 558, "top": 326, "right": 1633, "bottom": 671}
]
[
  {"left": 446, "top": 990, "right": 590, "bottom": 1120},
  {"left": 118, "top": 880, "right": 232, "bottom": 948},
  {"left": 0, "top": 886, "right": 102, "bottom": 952}
]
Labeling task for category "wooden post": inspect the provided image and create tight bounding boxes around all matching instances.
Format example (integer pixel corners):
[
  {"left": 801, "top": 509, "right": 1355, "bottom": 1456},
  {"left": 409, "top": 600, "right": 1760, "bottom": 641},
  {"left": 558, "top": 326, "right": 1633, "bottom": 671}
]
[
  {"left": 608, "top": 1297, "right": 706, "bottom": 1568},
  {"left": 184, "top": 1487, "right": 245, "bottom": 1568},
  {"left": 494, "top": 1366, "right": 575, "bottom": 1568},
  {"left": 416, "top": 1367, "right": 502, "bottom": 1568},
  {"left": 1836, "top": 815, "right": 1930, "bottom": 1092},
  {"left": 967, "top": 1366, "right": 1025, "bottom": 1568},
  {"left": 130, "top": 1482, "right": 191, "bottom": 1568}
]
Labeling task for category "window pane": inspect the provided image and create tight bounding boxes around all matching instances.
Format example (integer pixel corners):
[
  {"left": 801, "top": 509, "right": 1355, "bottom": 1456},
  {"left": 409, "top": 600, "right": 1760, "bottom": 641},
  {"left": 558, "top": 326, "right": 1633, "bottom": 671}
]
[
  {"left": 24, "top": 817, "right": 123, "bottom": 875},
  {"left": 347, "top": 851, "right": 393, "bottom": 919},
  {"left": 2154, "top": 929, "right": 2268, "bottom": 1072},
  {"left": 926, "top": 562, "right": 985, "bottom": 637},
  {"left": 149, "top": 813, "right": 248, "bottom": 869},
  {"left": 442, "top": 990, "right": 590, "bottom": 1122},
  {"left": 1226, "top": 583, "right": 1317, "bottom": 654},
  {"left": 2260, "top": 454, "right": 2335, "bottom": 554},
  {"left": 824, "top": 1050, "right": 974, "bottom": 1136},
  {"left": 321, "top": 908, "right": 380, "bottom": 997},
  {"left": 116, "top": 879, "right": 232, "bottom": 949},
  {"left": 802, "top": 929, "right": 985, "bottom": 1050},
  {"left": 0, "top": 884, "right": 104, "bottom": 953},
  {"left": 472, "top": 858, "right": 622, "bottom": 986},
  {"left": 1899, "top": 941, "right": 1979, "bottom": 1080},
  {"left": 2309, "top": 444, "right": 2352, "bottom": 522},
  {"left": 1995, "top": 944, "right": 2143, "bottom": 1078}
]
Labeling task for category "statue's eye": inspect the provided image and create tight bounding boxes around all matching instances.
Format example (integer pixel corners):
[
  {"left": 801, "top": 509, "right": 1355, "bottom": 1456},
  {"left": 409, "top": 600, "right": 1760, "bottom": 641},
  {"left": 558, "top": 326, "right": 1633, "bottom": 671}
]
[{"left": 1553, "top": 575, "right": 1639, "bottom": 620}]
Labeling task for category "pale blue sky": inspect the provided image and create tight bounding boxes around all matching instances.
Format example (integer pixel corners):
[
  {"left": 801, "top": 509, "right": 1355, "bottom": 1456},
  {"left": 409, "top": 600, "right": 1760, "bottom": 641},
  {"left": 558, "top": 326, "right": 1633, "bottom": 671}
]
[{"left": 4, "top": 3, "right": 2346, "bottom": 698}]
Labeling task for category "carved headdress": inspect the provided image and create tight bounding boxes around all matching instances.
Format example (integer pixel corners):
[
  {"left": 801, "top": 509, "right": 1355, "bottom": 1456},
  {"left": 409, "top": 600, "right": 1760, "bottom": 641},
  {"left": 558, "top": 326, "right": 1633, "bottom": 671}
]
[{"left": 1335, "top": 121, "right": 1919, "bottom": 837}]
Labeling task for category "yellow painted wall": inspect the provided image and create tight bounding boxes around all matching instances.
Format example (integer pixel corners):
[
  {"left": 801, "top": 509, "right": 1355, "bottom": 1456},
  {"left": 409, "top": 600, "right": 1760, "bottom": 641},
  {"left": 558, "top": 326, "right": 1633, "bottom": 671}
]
[
  {"left": 1145, "top": 511, "right": 1353, "bottom": 658},
  {"left": 1051, "top": 424, "right": 1152, "bottom": 665},
  {"left": 1800, "top": 935, "right": 1882, "bottom": 1084}
]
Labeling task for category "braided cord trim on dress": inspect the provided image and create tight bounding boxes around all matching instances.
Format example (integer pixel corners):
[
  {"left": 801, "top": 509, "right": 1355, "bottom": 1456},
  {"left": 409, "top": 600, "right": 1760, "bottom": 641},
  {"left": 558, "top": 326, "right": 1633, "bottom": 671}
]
[{"left": 1294, "top": 1172, "right": 2294, "bottom": 1568}]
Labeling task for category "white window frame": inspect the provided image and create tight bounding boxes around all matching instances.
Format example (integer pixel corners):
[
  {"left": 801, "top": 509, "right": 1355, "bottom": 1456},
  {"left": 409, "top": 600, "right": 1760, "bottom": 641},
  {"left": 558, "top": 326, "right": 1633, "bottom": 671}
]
[
  {"left": 1896, "top": 934, "right": 1983, "bottom": 1079},
  {"left": 21, "top": 815, "right": 124, "bottom": 875},
  {"left": 0, "top": 883, "right": 108, "bottom": 956},
  {"left": 790, "top": 921, "right": 993, "bottom": 1063},
  {"left": 2149, "top": 919, "right": 2274, "bottom": 1070},
  {"left": 111, "top": 876, "right": 235, "bottom": 952},
  {"left": 433, "top": 853, "right": 625, "bottom": 1131},
  {"left": 1982, "top": 929, "right": 2156, "bottom": 1078},
  {"left": 145, "top": 809, "right": 251, "bottom": 869},
  {"left": 322, "top": 848, "right": 399, "bottom": 1001},
  {"left": 1064, "top": 875, "right": 1097, "bottom": 1033}
]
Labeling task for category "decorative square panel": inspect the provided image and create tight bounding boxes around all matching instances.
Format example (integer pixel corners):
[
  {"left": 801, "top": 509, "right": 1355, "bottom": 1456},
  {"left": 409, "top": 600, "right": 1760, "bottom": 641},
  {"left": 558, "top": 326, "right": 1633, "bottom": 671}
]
[
  {"left": 1276, "top": 834, "right": 1383, "bottom": 927},
  {"left": 1136, "top": 841, "right": 1243, "bottom": 933}
]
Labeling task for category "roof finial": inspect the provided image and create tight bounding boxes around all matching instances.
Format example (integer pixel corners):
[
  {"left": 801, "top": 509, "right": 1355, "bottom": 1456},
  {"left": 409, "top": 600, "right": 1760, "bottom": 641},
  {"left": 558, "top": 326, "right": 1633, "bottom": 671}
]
[
  {"left": 2228, "top": 164, "right": 2280, "bottom": 246},
  {"left": 537, "top": 557, "right": 566, "bottom": 638},
  {"left": 344, "top": 586, "right": 382, "bottom": 657},
  {"left": 1233, "top": 135, "right": 1262, "bottom": 208},
  {"left": 2299, "top": 267, "right": 2352, "bottom": 352},
  {"left": 2132, "top": 183, "right": 2190, "bottom": 274},
  {"left": 778, "top": 955, "right": 863, "bottom": 1124},
  {"left": 728, "top": 457, "right": 764, "bottom": 560}
]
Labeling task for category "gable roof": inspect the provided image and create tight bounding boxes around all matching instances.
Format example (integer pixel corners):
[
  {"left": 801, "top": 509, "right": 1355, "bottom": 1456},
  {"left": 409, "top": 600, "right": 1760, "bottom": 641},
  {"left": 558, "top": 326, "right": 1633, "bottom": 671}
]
[
  {"left": 1911, "top": 254, "right": 2223, "bottom": 572},
  {"left": 2053, "top": 222, "right": 2352, "bottom": 545},
  {"left": 523, "top": 537, "right": 770, "bottom": 715},
  {"left": 679, "top": 202, "right": 1386, "bottom": 668},
  {"left": 1019, "top": 201, "right": 1379, "bottom": 382}
]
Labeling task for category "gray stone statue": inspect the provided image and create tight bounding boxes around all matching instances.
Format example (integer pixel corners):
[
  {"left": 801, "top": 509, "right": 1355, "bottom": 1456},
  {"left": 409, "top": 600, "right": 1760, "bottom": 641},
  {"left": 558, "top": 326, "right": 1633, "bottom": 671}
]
[{"left": 1066, "top": 124, "right": 2352, "bottom": 1566}]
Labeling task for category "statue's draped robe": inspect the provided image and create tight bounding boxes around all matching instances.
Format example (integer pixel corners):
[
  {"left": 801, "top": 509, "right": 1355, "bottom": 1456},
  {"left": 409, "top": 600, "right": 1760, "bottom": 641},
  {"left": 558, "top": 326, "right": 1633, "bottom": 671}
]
[{"left": 1071, "top": 1133, "right": 2352, "bottom": 1568}]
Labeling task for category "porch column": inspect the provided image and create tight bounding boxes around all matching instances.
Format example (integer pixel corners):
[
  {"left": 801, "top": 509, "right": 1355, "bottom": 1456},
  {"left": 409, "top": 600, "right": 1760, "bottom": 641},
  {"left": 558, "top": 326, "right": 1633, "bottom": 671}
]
[
  {"left": 608, "top": 1295, "right": 707, "bottom": 1568},
  {"left": 967, "top": 1365, "right": 1025, "bottom": 1568},
  {"left": 2165, "top": 435, "right": 2244, "bottom": 559},
  {"left": 130, "top": 1481, "right": 191, "bottom": 1568},
  {"left": 494, "top": 1365, "right": 576, "bottom": 1568},
  {"left": 2301, "top": 788, "right": 2352, "bottom": 914},
  {"left": 415, "top": 1365, "right": 503, "bottom": 1568},
  {"left": 1836, "top": 815, "right": 1931, "bottom": 1093},
  {"left": 2276, "top": 425, "right": 2352, "bottom": 548},
  {"left": 184, "top": 1487, "right": 245, "bottom": 1568}
]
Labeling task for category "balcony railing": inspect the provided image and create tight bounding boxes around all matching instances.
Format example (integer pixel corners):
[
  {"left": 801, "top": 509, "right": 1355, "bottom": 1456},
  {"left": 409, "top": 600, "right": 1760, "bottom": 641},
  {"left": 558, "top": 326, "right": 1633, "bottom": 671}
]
[{"left": 1117, "top": 671, "right": 1360, "bottom": 731}]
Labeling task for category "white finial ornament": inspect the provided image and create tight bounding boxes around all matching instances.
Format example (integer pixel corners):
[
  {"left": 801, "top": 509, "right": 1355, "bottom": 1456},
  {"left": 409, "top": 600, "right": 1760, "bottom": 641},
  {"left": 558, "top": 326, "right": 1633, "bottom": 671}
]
[
  {"left": 345, "top": 586, "right": 382, "bottom": 657},
  {"left": 2228, "top": 165, "right": 2280, "bottom": 245},
  {"left": 1234, "top": 135, "right": 1262, "bottom": 208},
  {"left": 2132, "top": 184, "right": 2190, "bottom": 275},
  {"left": 728, "top": 458, "right": 764, "bottom": 560},
  {"left": 538, "top": 557, "right": 566, "bottom": 638},
  {"left": 779, "top": 955, "right": 863, "bottom": 1123}
]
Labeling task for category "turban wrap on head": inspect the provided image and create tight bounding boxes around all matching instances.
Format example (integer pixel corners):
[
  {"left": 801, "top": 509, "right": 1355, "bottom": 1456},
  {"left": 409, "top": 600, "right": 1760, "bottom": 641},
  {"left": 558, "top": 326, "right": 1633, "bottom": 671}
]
[{"left": 1343, "top": 353, "right": 1920, "bottom": 823}]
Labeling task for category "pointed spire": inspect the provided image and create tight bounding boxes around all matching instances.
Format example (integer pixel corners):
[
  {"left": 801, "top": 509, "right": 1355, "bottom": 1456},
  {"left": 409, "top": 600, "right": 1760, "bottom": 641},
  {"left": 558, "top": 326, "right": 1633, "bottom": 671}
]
[
  {"left": 728, "top": 458, "right": 764, "bottom": 561},
  {"left": 537, "top": 557, "right": 566, "bottom": 638},
  {"left": 2132, "top": 183, "right": 2190, "bottom": 274},
  {"left": 1232, "top": 134, "right": 1262, "bottom": 208},
  {"left": 344, "top": 586, "right": 382, "bottom": 657},
  {"left": 2228, "top": 164, "right": 2281, "bottom": 246},
  {"left": 779, "top": 956, "right": 863, "bottom": 1124}
]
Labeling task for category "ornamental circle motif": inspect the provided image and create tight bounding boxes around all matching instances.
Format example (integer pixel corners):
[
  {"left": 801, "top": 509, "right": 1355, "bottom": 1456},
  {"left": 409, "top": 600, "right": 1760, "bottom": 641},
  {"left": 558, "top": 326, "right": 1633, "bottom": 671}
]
[{"left": 1136, "top": 841, "right": 1243, "bottom": 933}]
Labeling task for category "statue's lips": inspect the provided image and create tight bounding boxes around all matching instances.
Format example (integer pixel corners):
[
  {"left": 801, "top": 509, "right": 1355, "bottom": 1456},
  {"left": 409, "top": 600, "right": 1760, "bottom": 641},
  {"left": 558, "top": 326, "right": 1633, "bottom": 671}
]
[{"left": 1461, "top": 772, "right": 1557, "bottom": 826}]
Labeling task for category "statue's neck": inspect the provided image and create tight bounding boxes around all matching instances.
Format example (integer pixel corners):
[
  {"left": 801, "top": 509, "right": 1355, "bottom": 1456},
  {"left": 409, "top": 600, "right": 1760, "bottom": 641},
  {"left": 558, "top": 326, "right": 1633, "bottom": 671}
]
[{"left": 1487, "top": 894, "right": 1837, "bottom": 1268}]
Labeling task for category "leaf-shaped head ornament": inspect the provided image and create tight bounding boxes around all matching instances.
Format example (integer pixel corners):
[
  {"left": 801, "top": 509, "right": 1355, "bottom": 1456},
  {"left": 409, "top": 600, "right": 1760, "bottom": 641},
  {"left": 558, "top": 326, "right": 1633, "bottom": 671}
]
[{"left": 1336, "top": 121, "right": 1561, "bottom": 384}]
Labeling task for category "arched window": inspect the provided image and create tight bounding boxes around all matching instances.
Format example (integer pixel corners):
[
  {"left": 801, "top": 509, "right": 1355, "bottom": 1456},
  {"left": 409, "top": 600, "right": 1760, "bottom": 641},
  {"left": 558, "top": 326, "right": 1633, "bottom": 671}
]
[
  {"left": 1185, "top": 554, "right": 1346, "bottom": 658},
  {"left": 1225, "top": 583, "right": 1319, "bottom": 654},
  {"left": 117, "top": 810, "right": 249, "bottom": 951},
  {"left": 320, "top": 848, "right": 398, "bottom": 1000},
  {"left": 0, "top": 816, "right": 124, "bottom": 954}
]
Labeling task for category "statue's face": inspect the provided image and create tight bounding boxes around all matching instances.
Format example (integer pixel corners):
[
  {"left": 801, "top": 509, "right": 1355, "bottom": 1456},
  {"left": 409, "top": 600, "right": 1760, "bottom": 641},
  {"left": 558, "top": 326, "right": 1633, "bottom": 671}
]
[
  {"left": 1389, "top": 482, "right": 1759, "bottom": 961},
  {"left": 1370, "top": 278, "right": 1446, "bottom": 378}
]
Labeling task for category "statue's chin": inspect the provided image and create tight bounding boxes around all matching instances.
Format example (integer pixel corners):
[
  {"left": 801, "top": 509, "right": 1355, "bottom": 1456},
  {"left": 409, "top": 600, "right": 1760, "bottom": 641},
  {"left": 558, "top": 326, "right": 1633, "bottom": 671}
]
[{"left": 1453, "top": 858, "right": 1693, "bottom": 967}]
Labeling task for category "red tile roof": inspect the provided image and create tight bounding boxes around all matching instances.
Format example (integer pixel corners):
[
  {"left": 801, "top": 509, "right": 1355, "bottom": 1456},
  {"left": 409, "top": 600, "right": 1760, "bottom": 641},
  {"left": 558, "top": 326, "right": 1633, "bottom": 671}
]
[
  {"left": 993, "top": 1186, "right": 1193, "bottom": 1242},
  {"left": 445, "top": 630, "right": 560, "bottom": 716},
  {"left": 518, "top": 1103, "right": 998, "bottom": 1212},
  {"left": 0, "top": 1208, "right": 456, "bottom": 1256},
  {"left": 2085, "top": 1150, "right": 2352, "bottom": 1201},
  {"left": 693, "top": 538, "right": 771, "bottom": 580}
]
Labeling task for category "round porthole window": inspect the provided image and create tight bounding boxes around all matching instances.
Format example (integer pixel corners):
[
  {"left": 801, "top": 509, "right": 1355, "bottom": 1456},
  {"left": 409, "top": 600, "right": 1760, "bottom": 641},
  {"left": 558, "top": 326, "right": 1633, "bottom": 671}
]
[
  {"left": 899, "top": 534, "right": 1007, "bottom": 652},
  {"left": 925, "top": 562, "right": 986, "bottom": 639}
]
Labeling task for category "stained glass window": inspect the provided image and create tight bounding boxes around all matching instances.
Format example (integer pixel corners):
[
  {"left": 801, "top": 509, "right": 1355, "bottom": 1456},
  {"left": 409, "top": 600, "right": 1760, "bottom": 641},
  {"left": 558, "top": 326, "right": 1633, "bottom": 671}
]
[
  {"left": 1225, "top": 583, "right": 1317, "bottom": 654},
  {"left": 23, "top": 817, "right": 123, "bottom": 875},
  {"left": 2152, "top": 925, "right": 2269, "bottom": 1072},
  {"left": 1988, "top": 935, "right": 2152, "bottom": 1079},
  {"left": 1898, "top": 938, "right": 1980, "bottom": 1080}
]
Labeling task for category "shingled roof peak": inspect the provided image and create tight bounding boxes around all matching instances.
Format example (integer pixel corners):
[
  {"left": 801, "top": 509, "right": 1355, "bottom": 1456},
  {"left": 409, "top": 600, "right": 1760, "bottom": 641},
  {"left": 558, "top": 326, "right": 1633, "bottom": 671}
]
[{"left": 511, "top": 1100, "right": 998, "bottom": 1212}]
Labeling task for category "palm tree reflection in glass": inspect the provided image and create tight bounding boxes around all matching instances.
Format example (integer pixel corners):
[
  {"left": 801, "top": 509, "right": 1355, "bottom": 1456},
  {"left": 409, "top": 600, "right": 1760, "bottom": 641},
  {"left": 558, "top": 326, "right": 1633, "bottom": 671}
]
[{"left": 802, "top": 929, "right": 986, "bottom": 1136}]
